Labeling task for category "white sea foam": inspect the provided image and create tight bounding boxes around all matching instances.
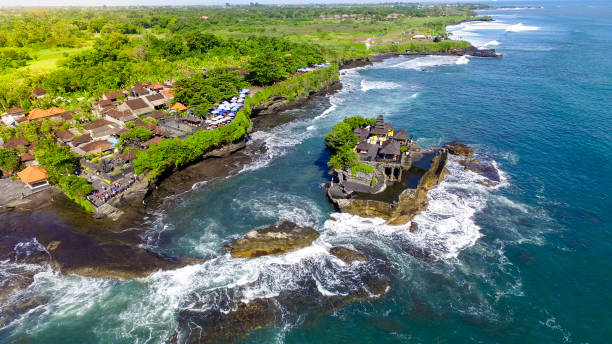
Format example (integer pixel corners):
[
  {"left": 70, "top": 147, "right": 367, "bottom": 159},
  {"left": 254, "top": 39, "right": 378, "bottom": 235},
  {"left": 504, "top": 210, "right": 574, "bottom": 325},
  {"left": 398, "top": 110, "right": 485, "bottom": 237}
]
[
  {"left": 456, "top": 55, "right": 470, "bottom": 65},
  {"left": 393, "top": 56, "right": 466, "bottom": 70},
  {"left": 483, "top": 40, "right": 501, "bottom": 47},
  {"left": 360, "top": 80, "right": 402, "bottom": 92},
  {"left": 410, "top": 92, "right": 419, "bottom": 99},
  {"left": 505, "top": 23, "right": 541, "bottom": 32}
]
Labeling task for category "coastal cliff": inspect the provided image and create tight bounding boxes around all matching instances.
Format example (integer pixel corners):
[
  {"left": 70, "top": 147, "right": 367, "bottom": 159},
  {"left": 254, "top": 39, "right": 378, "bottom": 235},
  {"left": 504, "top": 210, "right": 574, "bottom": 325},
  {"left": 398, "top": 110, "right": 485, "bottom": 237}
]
[{"left": 329, "top": 149, "right": 448, "bottom": 225}]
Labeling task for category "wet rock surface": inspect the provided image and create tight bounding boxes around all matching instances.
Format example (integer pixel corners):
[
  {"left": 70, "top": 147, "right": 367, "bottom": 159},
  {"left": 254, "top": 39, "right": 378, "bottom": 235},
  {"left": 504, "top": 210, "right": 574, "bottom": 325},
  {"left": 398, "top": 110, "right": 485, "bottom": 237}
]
[
  {"left": 444, "top": 141, "right": 475, "bottom": 157},
  {"left": 329, "top": 149, "right": 448, "bottom": 226},
  {"left": 225, "top": 220, "right": 320, "bottom": 258},
  {"left": 173, "top": 250, "right": 390, "bottom": 343},
  {"left": 458, "top": 157, "right": 501, "bottom": 183},
  {"left": 330, "top": 246, "right": 368, "bottom": 264}
]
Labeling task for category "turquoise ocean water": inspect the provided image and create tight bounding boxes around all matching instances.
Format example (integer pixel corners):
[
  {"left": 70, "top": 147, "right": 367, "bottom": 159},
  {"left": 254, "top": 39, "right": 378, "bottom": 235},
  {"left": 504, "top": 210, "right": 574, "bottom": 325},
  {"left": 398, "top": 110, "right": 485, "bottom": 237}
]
[{"left": 1, "top": 1, "right": 611, "bottom": 343}]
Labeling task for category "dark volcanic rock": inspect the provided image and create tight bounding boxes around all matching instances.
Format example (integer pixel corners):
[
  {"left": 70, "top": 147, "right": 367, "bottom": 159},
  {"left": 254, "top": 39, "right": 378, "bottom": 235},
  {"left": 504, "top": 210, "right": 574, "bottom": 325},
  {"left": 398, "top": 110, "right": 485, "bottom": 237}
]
[
  {"left": 329, "top": 149, "right": 448, "bottom": 226},
  {"left": 225, "top": 220, "right": 320, "bottom": 258},
  {"left": 458, "top": 158, "right": 501, "bottom": 183},
  {"left": 330, "top": 246, "right": 367, "bottom": 264},
  {"left": 173, "top": 252, "right": 390, "bottom": 344},
  {"left": 444, "top": 141, "right": 475, "bottom": 157}
]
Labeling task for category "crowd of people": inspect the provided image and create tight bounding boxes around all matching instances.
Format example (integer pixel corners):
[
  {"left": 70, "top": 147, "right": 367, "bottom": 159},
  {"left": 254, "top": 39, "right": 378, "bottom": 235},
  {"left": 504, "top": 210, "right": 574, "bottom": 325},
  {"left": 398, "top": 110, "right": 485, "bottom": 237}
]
[{"left": 87, "top": 174, "right": 139, "bottom": 207}]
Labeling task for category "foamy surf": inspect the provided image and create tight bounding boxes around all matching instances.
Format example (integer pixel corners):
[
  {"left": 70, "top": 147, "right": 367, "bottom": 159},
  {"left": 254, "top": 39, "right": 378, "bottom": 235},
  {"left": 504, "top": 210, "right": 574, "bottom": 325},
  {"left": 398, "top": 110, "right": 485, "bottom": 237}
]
[
  {"left": 505, "top": 23, "right": 541, "bottom": 32},
  {"left": 393, "top": 56, "right": 467, "bottom": 70},
  {"left": 360, "top": 80, "right": 402, "bottom": 92},
  {"left": 456, "top": 55, "right": 470, "bottom": 65}
]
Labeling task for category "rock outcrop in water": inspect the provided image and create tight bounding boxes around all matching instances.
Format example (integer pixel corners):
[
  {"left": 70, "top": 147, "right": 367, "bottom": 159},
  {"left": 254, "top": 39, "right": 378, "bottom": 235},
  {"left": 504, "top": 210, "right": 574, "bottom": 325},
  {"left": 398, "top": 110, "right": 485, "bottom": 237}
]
[
  {"left": 445, "top": 141, "right": 501, "bottom": 186},
  {"left": 171, "top": 248, "right": 389, "bottom": 344},
  {"left": 330, "top": 246, "right": 368, "bottom": 264},
  {"left": 444, "top": 141, "right": 475, "bottom": 157},
  {"left": 329, "top": 149, "right": 448, "bottom": 225},
  {"left": 224, "top": 220, "right": 320, "bottom": 258}
]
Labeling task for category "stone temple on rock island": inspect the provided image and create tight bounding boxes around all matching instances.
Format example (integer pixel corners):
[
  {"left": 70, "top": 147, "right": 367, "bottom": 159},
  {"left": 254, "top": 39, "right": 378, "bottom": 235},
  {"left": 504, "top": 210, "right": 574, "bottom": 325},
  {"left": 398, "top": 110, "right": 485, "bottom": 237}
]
[{"left": 327, "top": 115, "right": 448, "bottom": 225}]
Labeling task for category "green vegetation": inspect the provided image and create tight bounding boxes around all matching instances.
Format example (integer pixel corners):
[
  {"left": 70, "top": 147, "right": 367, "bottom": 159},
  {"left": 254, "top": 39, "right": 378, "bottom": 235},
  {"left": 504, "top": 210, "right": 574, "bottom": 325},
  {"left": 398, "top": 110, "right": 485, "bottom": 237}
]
[
  {"left": 0, "top": 4, "right": 488, "bottom": 112},
  {"left": 0, "top": 148, "right": 21, "bottom": 172},
  {"left": 119, "top": 127, "right": 153, "bottom": 146},
  {"left": 134, "top": 65, "right": 339, "bottom": 178},
  {"left": 325, "top": 116, "right": 376, "bottom": 170},
  {"left": 371, "top": 176, "right": 379, "bottom": 187},
  {"left": 352, "top": 163, "right": 375, "bottom": 176},
  {"left": 133, "top": 109, "right": 250, "bottom": 178},
  {"left": 175, "top": 71, "right": 248, "bottom": 115},
  {"left": 34, "top": 140, "right": 93, "bottom": 212},
  {"left": 0, "top": 119, "right": 56, "bottom": 144}
]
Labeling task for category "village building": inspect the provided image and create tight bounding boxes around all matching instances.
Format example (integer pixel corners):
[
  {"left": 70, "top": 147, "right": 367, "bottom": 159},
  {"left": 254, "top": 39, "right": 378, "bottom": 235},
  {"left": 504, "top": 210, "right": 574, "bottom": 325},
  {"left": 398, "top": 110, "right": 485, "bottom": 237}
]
[
  {"left": 148, "top": 111, "right": 167, "bottom": 120},
  {"left": 120, "top": 98, "right": 154, "bottom": 117},
  {"left": 171, "top": 102, "right": 188, "bottom": 112},
  {"left": 149, "top": 82, "right": 164, "bottom": 93},
  {"left": 82, "top": 119, "right": 120, "bottom": 139},
  {"left": 3, "top": 137, "right": 29, "bottom": 150},
  {"left": 162, "top": 88, "right": 175, "bottom": 99},
  {"left": 104, "top": 108, "right": 138, "bottom": 125},
  {"left": 102, "top": 90, "right": 125, "bottom": 102},
  {"left": 130, "top": 83, "right": 150, "bottom": 98},
  {"left": 146, "top": 93, "right": 167, "bottom": 110},
  {"left": 17, "top": 166, "right": 49, "bottom": 189},
  {"left": 119, "top": 150, "right": 137, "bottom": 164},
  {"left": 32, "top": 87, "right": 48, "bottom": 99},
  {"left": 20, "top": 153, "right": 37, "bottom": 167},
  {"left": 1, "top": 107, "right": 26, "bottom": 126},
  {"left": 26, "top": 107, "right": 69, "bottom": 121},
  {"left": 72, "top": 133, "right": 93, "bottom": 147},
  {"left": 142, "top": 136, "right": 164, "bottom": 147},
  {"left": 54, "top": 129, "right": 75, "bottom": 144},
  {"left": 59, "top": 111, "right": 74, "bottom": 123},
  {"left": 79, "top": 140, "right": 114, "bottom": 155}
]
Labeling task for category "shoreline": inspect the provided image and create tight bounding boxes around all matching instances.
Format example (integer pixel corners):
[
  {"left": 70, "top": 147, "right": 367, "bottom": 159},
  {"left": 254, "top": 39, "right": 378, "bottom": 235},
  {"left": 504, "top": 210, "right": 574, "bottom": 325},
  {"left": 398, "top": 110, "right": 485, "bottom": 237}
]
[{"left": 0, "top": 30, "right": 499, "bottom": 280}]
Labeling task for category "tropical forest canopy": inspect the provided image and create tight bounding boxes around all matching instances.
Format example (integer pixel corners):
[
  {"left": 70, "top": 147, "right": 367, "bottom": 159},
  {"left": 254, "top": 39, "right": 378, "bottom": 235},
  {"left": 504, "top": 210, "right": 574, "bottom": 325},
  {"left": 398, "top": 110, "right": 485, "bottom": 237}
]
[{"left": 0, "top": 3, "right": 490, "bottom": 111}]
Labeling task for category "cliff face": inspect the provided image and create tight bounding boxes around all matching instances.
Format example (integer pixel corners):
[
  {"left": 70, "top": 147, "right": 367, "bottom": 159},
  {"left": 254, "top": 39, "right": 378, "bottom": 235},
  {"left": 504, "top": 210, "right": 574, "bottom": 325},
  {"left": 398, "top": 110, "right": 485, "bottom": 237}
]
[{"left": 329, "top": 150, "right": 448, "bottom": 225}]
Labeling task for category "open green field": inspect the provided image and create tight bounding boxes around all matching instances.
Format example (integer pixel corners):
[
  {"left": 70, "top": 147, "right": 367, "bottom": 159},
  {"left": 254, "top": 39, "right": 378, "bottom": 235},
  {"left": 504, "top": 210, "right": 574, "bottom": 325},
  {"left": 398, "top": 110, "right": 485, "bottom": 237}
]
[{"left": 19, "top": 45, "right": 93, "bottom": 73}]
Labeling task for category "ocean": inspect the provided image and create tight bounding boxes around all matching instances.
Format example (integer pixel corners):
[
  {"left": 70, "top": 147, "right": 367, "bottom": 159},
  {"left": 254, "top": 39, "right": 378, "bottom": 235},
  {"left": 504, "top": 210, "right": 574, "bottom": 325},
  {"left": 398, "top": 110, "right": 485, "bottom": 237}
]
[{"left": 1, "top": 1, "right": 611, "bottom": 343}]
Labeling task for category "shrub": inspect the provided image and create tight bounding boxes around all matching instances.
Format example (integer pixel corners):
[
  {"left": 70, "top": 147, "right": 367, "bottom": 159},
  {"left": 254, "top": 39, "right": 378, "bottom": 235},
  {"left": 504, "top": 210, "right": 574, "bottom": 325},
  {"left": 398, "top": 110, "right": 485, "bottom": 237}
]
[
  {"left": 351, "top": 163, "right": 374, "bottom": 176},
  {"left": 0, "top": 148, "right": 21, "bottom": 172}
]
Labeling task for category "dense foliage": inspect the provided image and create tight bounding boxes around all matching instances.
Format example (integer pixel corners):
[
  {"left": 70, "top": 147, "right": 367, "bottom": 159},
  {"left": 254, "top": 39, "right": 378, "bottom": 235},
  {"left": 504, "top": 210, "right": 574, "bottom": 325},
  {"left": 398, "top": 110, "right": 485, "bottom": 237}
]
[
  {"left": 0, "top": 148, "right": 20, "bottom": 172},
  {"left": 325, "top": 116, "right": 376, "bottom": 170},
  {"left": 119, "top": 127, "right": 153, "bottom": 146},
  {"left": 352, "top": 163, "right": 375, "bottom": 176},
  {"left": 133, "top": 65, "right": 338, "bottom": 178},
  {"left": 33, "top": 140, "right": 93, "bottom": 212},
  {"left": 0, "top": 4, "right": 488, "bottom": 111},
  {"left": 175, "top": 71, "right": 248, "bottom": 114}
]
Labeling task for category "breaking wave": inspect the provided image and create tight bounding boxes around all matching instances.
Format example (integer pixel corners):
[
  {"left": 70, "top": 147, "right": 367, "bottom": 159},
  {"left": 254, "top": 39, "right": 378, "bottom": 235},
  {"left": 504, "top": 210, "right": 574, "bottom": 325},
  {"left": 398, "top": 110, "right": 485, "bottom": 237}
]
[
  {"left": 393, "top": 56, "right": 467, "bottom": 70},
  {"left": 456, "top": 55, "right": 470, "bottom": 65},
  {"left": 505, "top": 23, "right": 541, "bottom": 32},
  {"left": 360, "top": 80, "right": 402, "bottom": 92}
]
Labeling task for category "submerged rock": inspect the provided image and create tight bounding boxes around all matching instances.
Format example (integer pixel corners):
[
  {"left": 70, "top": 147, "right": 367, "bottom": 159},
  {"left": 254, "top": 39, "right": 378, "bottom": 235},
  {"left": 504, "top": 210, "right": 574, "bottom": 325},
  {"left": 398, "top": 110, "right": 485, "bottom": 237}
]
[
  {"left": 330, "top": 246, "right": 367, "bottom": 264},
  {"left": 225, "top": 220, "right": 320, "bottom": 258},
  {"left": 444, "top": 141, "right": 474, "bottom": 157},
  {"left": 458, "top": 157, "right": 501, "bottom": 184},
  {"left": 173, "top": 250, "right": 390, "bottom": 343}
]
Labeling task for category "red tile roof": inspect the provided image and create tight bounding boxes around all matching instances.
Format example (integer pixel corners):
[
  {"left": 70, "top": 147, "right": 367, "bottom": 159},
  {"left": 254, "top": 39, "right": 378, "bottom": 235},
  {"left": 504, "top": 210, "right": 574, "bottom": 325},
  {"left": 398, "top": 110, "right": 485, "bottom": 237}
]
[{"left": 17, "top": 166, "right": 48, "bottom": 184}]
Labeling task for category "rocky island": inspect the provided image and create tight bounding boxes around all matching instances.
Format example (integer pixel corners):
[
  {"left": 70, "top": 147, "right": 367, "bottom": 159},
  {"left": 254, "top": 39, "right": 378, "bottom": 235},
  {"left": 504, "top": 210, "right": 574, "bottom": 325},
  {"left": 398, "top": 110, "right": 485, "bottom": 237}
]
[{"left": 326, "top": 115, "right": 448, "bottom": 225}]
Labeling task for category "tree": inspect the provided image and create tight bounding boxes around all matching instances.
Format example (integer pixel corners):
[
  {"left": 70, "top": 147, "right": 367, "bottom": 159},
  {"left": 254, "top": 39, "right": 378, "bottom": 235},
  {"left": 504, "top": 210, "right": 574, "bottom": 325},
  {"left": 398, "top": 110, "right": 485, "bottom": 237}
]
[
  {"left": 246, "top": 53, "right": 289, "bottom": 86},
  {"left": 324, "top": 122, "right": 358, "bottom": 153},
  {"left": 0, "top": 148, "right": 21, "bottom": 172},
  {"left": 327, "top": 145, "right": 357, "bottom": 170}
]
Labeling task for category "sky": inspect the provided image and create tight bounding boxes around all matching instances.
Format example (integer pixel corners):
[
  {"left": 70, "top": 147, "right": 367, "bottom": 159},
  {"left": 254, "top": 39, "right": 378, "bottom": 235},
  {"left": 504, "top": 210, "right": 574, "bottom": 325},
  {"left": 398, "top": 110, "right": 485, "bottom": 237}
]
[{"left": 0, "top": 0, "right": 538, "bottom": 8}]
